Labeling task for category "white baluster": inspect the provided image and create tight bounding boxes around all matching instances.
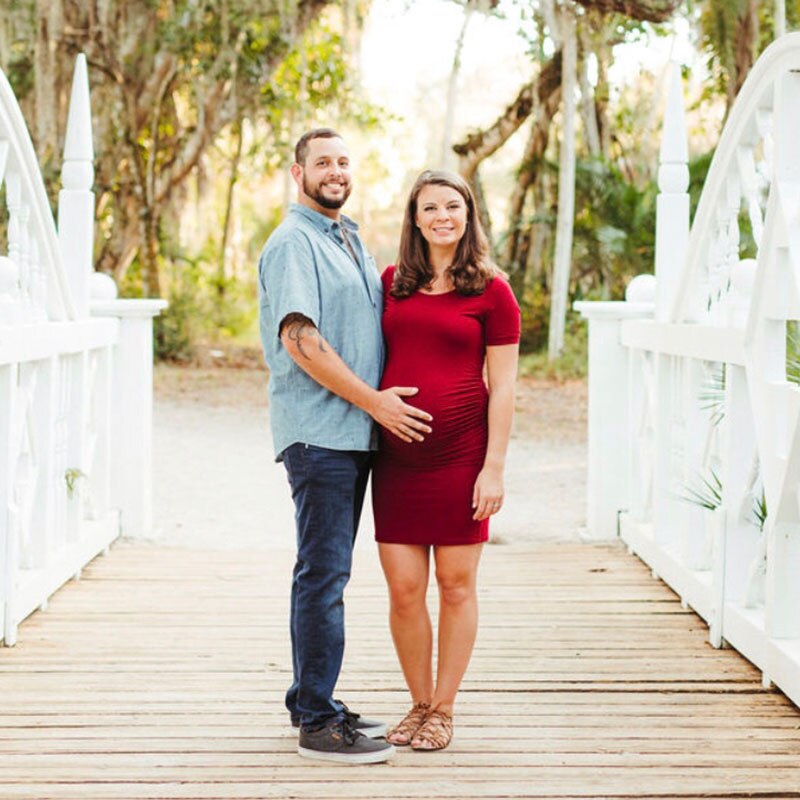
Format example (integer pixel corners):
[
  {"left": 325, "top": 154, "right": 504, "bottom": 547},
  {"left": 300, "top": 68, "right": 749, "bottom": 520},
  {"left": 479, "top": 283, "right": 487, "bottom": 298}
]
[
  {"left": 52, "top": 358, "right": 69, "bottom": 550},
  {"left": 0, "top": 256, "right": 20, "bottom": 327},
  {"left": 29, "top": 356, "right": 56, "bottom": 569},
  {"left": 737, "top": 146, "right": 764, "bottom": 248},
  {"left": 5, "top": 172, "right": 27, "bottom": 323},
  {"left": 728, "top": 259, "right": 757, "bottom": 328},
  {"left": 0, "top": 363, "right": 18, "bottom": 645}
]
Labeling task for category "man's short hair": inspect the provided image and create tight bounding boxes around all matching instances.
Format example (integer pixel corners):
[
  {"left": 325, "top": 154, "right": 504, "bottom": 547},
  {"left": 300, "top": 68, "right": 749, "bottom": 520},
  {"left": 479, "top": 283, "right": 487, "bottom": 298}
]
[{"left": 294, "top": 128, "right": 342, "bottom": 166}]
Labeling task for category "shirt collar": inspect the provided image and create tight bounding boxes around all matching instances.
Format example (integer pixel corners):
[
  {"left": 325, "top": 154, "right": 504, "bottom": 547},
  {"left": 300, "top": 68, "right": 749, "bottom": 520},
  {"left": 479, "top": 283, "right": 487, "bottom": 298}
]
[{"left": 289, "top": 203, "right": 359, "bottom": 235}]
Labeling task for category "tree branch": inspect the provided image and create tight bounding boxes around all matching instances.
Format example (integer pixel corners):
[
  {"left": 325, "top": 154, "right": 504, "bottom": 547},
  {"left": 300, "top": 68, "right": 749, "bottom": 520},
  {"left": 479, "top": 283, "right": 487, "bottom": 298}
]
[
  {"left": 454, "top": 51, "right": 562, "bottom": 182},
  {"left": 572, "top": 0, "right": 681, "bottom": 23}
]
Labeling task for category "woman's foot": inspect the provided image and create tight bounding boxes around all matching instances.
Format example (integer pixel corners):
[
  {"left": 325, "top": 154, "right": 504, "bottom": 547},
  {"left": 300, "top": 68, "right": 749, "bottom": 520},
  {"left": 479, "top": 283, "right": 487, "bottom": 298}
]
[
  {"left": 410, "top": 707, "right": 453, "bottom": 751},
  {"left": 386, "top": 702, "right": 431, "bottom": 746}
]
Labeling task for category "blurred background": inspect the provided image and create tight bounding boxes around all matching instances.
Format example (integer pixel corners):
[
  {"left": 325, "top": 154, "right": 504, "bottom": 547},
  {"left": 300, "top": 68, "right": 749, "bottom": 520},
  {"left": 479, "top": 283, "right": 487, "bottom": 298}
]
[{"left": 2, "top": 0, "right": 795, "bottom": 375}]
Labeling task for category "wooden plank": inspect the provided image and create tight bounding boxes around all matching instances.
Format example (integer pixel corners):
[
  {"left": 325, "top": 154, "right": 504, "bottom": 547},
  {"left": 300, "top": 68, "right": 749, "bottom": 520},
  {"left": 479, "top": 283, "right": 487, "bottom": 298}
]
[{"left": 1, "top": 540, "right": 799, "bottom": 799}]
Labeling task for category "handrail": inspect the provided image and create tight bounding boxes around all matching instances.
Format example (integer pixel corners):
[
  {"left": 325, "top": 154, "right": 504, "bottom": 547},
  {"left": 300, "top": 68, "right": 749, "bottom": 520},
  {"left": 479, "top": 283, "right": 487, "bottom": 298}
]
[
  {"left": 0, "top": 69, "right": 75, "bottom": 320},
  {"left": 670, "top": 32, "right": 800, "bottom": 323}
]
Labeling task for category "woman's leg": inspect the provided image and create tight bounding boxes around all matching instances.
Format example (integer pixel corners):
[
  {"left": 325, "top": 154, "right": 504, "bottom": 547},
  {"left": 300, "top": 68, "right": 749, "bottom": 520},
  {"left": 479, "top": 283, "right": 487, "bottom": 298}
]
[
  {"left": 429, "top": 542, "right": 484, "bottom": 713},
  {"left": 378, "top": 543, "right": 433, "bottom": 704}
]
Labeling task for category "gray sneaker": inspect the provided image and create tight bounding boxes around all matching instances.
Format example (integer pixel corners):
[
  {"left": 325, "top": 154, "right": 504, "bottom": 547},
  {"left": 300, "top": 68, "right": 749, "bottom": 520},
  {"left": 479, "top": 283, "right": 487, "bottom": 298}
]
[
  {"left": 298, "top": 718, "right": 395, "bottom": 764},
  {"left": 292, "top": 701, "right": 388, "bottom": 739}
]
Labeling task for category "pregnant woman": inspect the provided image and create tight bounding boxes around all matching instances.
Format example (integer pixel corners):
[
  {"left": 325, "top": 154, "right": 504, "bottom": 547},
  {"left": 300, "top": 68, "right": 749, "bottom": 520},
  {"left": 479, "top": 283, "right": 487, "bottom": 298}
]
[{"left": 371, "top": 170, "right": 520, "bottom": 751}]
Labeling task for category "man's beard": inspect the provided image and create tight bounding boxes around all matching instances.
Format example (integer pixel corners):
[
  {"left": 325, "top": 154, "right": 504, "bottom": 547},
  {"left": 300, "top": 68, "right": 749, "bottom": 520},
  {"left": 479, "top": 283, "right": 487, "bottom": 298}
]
[{"left": 303, "top": 175, "right": 351, "bottom": 209}]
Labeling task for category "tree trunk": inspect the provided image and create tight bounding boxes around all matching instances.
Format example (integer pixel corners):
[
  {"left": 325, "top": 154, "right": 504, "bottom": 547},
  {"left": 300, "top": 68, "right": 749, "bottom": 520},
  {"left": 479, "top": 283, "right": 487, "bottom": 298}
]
[
  {"left": 594, "top": 38, "right": 612, "bottom": 158},
  {"left": 775, "top": 0, "right": 786, "bottom": 37},
  {"left": 34, "top": 0, "right": 64, "bottom": 164},
  {"left": 577, "top": 31, "right": 601, "bottom": 158},
  {"left": 472, "top": 168, "right": 494, "bottom": 252},
  {"left": 728, "top": 0, "right": 758, "bottom": 113},
  {"left": 219, "top": 117, "right": 244, "bottom": 300},
  {"left": 441, "top": 2, "right": 473, "bottom": 170},
  {"left": 548, "top": 12, "right": 578, "bottom": 361},
  {"left": 526, "top": 168, "right": 552, "bottom": 290},
  {"left": 501, "top": 78, "right": 562, "bottom": 275},
  {"left": 140, "top": 210, "right": 162, "bottom": 298}
]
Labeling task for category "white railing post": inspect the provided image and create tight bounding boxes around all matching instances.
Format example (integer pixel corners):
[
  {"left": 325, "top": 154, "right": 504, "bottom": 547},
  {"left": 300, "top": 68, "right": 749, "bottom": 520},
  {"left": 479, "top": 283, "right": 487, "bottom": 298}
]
[
  {"left": 575, "top": 277, "right": 655, "bottom": 540},
  {"left": 656, "top": 62, "right": 689, "bottom": 323},
  {"left": 763, "top": 67, "right": 800, "bottom": 645},
  {"left": 0, "top": 363, "right": 16, "bottom": 645},
  {"left": 91, "top": 284, "right": 166, "bottom": 539},
  {"left": 58, "top": 54, "right": 94, "bottom": 320}
]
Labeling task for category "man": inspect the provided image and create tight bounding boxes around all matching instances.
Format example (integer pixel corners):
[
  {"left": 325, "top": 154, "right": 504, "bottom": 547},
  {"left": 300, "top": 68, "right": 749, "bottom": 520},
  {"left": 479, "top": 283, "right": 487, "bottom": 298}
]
[{"left": 257, "top": 128, "right": 432, "bottom": 764}]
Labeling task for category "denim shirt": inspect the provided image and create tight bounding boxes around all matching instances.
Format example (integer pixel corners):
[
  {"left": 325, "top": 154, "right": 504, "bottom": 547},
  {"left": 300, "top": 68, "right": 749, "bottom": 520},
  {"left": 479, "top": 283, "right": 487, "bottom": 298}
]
[{"left": 257, "top": 204, "right": 384, "bottom": 461}]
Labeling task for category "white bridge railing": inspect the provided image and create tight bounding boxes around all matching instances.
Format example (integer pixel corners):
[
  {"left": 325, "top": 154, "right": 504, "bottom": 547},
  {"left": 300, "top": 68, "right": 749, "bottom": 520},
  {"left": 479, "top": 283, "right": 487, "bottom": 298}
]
[
  {"left": 0, "top": 56, "right": 165, "bottom": 646},
  {"left": 578, "top": 33, "right": 800, "bottom": 708}
]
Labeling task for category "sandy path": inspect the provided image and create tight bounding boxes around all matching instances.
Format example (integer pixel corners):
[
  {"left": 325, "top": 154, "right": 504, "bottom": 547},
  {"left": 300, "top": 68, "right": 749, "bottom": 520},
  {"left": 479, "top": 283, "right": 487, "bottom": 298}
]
[{"left": 152, "top": 366, "right": 587, "bottom": 549}]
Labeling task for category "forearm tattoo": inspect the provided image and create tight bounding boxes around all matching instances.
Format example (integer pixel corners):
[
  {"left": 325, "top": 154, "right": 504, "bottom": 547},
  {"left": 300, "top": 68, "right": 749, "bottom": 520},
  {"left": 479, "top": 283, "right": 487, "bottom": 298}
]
[{"left": 280, "top": 313, "right": 328, "bottom": 360}]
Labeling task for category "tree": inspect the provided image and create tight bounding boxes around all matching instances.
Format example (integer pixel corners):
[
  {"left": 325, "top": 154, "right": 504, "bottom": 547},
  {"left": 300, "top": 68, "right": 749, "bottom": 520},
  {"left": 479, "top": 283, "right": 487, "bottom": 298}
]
[
  {"left": 542, "top": 0, "right": 578, "bottom": 360},
  {"left": 2, "top": 0, "right": 360, "bottom": 297},
  {"left": 698, "top": 0, "right": 760, "bottom": 117},
  {"left": 454, "top": 0, "right": 683, "bottom": 359},
  {"left": 453, "top": 52, "right": 563, "bottom": 243}
]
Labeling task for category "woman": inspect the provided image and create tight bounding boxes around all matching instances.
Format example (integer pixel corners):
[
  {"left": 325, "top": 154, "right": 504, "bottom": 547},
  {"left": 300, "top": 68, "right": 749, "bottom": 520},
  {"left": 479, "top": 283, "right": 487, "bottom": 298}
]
[{"left": 371, "top": 170, "right": 520, "bottom": 751}]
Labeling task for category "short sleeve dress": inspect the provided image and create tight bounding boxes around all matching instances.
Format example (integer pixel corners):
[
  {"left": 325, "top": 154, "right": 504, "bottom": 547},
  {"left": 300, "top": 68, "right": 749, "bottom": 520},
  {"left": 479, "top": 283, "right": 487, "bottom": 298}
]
[{"left": 371, "top": 266, "right": 521, "bottom": 546}]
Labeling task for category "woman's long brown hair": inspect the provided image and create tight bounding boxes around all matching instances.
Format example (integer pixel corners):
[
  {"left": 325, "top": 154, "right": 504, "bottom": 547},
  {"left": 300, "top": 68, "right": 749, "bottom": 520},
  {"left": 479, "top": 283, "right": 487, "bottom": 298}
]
[{"left": 391, "top": 170, "right": 501, "bottom": 298}]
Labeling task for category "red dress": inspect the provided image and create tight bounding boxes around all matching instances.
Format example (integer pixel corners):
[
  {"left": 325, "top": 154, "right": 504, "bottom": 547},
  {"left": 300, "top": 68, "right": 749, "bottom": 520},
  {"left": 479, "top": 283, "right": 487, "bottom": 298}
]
[{"left": 372, "top": 266, "right": 521, "bottom": 546}]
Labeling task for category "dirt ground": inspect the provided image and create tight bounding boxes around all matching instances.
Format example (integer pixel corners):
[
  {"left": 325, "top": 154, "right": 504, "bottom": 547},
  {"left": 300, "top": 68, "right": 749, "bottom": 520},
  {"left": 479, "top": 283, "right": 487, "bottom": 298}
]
[
  {"left": 154, "top": 363, "right": 587, "bottom": 440},
  {"left": 152, "top": 363, "right": 588, "bottom": 549}
]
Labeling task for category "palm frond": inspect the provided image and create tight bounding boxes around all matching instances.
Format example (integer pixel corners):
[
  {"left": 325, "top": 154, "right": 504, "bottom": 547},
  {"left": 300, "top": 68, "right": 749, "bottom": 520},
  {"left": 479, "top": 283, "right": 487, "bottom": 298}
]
[
  {"left": 751, "top": 488, "right": 767, "bottom": 532},
  {"left": 787, "top": 322, "right": 800, "bottom": 386},
  {"left": 698, "top": 364, "right": 726, "bottom": 426},
  {"left": 680, "top": 468, "right": 723, "bottom": 511}
]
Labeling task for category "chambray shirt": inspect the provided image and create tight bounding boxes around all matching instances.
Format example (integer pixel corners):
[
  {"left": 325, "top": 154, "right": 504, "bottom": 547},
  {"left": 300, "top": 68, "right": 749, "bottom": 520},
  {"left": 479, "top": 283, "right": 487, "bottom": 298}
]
[{"left": 257, "top": 203, "right": 384, "bottom": 461}]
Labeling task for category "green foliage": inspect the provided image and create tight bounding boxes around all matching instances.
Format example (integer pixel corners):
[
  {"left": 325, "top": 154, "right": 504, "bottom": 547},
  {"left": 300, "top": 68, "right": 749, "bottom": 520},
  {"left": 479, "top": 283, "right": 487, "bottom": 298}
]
[
  {"left": 518, "top": 282, "right": 551, "bottom": 352},
  {"left": 688, "top": 150, "right": 714, "bottom": 222},
  {"left": 154, "top": 289, "right": 197, "bottom": 363},
  {"left": 571, "top": 158, "right": 657, "bottom": 300},
  {"left": 788, "top": 321, "right": 800, "bottom": 385},
  {"left": 153, "top": 244, "right": 260, "bottom": 363},
  {"left": 699, "top": 363, "right": 726, "bottom": 426},
  {"left": 258, "top": 20, "right": 387, "bottom": 173},
  {"left": 751, "top": 486, "right": 767, "bottom": 532},
  {"left": 682, "top": 467, "right": 723, "bottom": 511},
  {"left": 518, "top": 313, "right": 588, "bottom": 379},
  {"left": 696, "top": 0, "right": 744, "bottom": 100},
  {"left": 64, "top": 468, "right": 86, "bottom": 499}
]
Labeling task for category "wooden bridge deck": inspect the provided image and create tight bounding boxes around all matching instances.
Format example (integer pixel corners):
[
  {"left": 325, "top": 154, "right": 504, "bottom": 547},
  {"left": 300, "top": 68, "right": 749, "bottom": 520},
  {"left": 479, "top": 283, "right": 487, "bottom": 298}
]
[{"left": 2, "top": 540, "right": 800, "bottom": 799}]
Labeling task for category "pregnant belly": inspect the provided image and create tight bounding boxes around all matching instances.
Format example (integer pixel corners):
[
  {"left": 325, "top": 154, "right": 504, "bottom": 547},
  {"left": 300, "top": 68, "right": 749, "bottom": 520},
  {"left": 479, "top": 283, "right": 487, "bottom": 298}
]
[{"left": 378, "top": 374, "right": 488, "bottom": 466}]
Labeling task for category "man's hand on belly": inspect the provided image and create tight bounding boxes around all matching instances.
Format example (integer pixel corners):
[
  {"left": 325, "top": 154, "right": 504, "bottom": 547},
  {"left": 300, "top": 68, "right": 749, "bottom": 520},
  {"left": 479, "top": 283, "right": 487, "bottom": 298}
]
[{"left": 368, "top": 387, "right": 433, "bottom": 444}]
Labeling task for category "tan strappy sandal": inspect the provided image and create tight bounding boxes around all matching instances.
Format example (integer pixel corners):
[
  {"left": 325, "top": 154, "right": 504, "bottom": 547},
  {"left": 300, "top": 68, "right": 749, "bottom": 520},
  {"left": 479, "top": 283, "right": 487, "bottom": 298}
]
[
  {"left": 410, "top": 707, "right": 453, "bottom": 751},
  {"left": 386, "top": 702, "right": 430, "bottom": 746}
]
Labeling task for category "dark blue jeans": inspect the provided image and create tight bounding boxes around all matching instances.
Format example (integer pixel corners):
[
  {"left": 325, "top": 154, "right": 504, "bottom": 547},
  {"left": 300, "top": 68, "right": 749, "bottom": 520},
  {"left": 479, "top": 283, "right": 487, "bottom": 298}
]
[{"left": 281, "top": 443, "right": 372, "bottom": 729}]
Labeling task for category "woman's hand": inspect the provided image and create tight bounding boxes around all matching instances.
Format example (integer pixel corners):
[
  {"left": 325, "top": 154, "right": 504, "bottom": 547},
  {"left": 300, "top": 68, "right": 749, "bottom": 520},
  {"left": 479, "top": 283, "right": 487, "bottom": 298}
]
[{"left": 472, "top": 465, "right": 504, "bottom": 520}]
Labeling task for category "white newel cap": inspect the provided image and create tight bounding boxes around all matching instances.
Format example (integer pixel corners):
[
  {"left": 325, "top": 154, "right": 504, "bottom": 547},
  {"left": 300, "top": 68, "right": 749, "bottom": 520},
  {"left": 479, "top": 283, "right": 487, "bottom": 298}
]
[
  {"left": 62, "top": 53, "right": 94, "bottom": 190},
  {"left": 89, "top": 271, "right": 119, "bottom": 301},
  {"left": 660, "top": 62, "right": 689, "bottom": 166},
  {"left": 626, "top": 273, "right": 657, "bottom": 303}
]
